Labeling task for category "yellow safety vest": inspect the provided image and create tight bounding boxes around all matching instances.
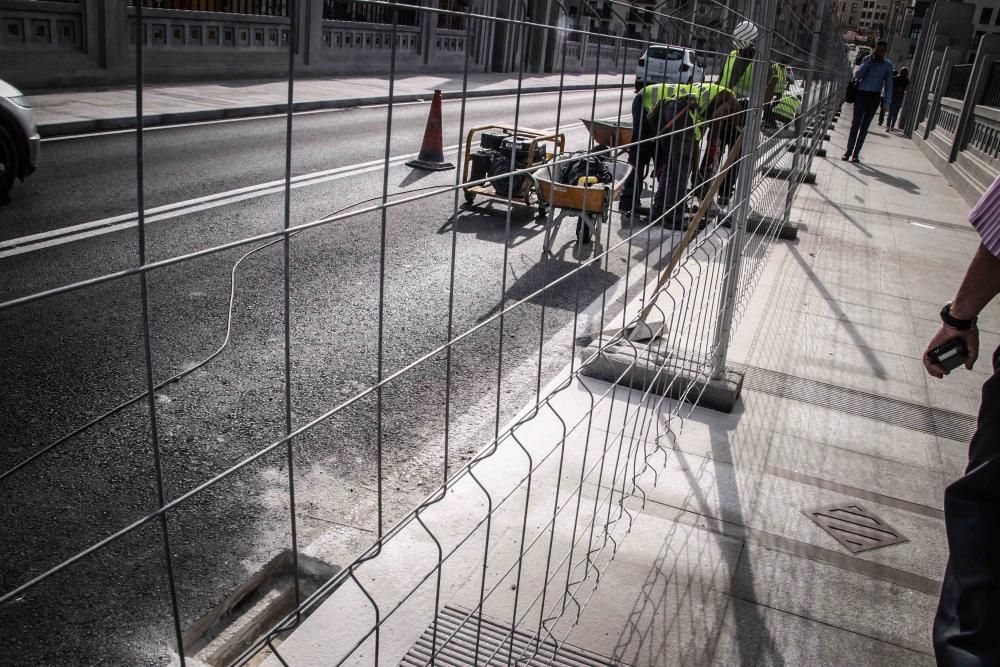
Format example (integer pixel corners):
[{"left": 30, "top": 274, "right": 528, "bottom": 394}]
[
  {"left": 687, "top": 83, "right": 736, "bottom": 140},
  {"left": 720, "top": 50, "right": 788, "bottom": 97},
  {"left": 773, "top": 92, "right": 801, "bottom": 121},
  {"left": 773, "top": 64, "right": 788, "bottom": 95},
  {"left": 642, "top": 83, "right": 700, "bottom": 144},
  {"left": 719, "top": 50, "right": 754, "bottom": 97},
  {"left": 643, "top": 82, "right": 735, "bottom": 141},
  {"left": 641, "top": 83, "right": 682, "bottom": 112}
]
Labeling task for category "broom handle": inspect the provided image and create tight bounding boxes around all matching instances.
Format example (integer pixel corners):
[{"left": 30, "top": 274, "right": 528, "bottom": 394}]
[{"left": 637, "top": 130, "right": 746, "bottom": 323}]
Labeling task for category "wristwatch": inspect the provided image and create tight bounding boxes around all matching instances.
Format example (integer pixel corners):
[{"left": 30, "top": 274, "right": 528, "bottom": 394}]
[{"left": 940, "top": 302, "right": 977, "bottom": 330}]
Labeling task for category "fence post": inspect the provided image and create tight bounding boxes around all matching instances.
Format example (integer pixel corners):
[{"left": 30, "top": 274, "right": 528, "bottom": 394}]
[
  {"left": 950, "top": 34, "right": 1000, "bottom": 163},
  {"left": 709, "top": 0, "right": 777, "bottom": 382},
  {"left": 902, "top": 18, "right": 937, "bottom": 137},
  {"left": 924, "top": 47, "right": 951, "bottom": 140},
  {"left": 784, "top": 0, "right": 824, "bottom": 229}
]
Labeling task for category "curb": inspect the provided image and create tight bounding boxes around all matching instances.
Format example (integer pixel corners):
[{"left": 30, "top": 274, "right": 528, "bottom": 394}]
[{"left": 38, "top": 82, "right": 627, "bottom": 138}]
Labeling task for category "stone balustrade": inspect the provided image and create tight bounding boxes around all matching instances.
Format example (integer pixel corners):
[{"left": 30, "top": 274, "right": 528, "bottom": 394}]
[
  {"left": 0, "top": 0, "right": 489, "bottom": 88},
  {"left": 912, "top": 33, "right": 1000, "bottom": 205}
]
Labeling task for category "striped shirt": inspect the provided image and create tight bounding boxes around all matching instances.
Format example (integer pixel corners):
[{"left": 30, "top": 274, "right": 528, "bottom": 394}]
[{"left": 970, "top": 174, "right": 1000, "bottom": 258}]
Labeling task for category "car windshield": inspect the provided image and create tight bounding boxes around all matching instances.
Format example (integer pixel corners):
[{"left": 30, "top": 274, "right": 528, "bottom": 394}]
[{"left": 647, "top": 47, "right": 684, "bottom": 61}]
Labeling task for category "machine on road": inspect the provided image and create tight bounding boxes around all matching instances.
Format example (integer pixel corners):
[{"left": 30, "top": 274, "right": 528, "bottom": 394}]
[{"left": 462, "top": 124, "right": 565, "bottom": 217}]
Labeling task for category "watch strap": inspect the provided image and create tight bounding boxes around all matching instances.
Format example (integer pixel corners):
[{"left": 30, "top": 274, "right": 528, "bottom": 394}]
[{"left": 941, "top": 302, "right": 977, "bottom": 330}]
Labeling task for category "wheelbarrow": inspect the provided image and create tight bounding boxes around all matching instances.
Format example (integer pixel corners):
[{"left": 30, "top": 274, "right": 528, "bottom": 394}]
[
  {"left": 535, "top": 160, "right": 632, "bottom": 254},
  {"left": 581, "top": 118, "right": 634, "bottom": 159}
]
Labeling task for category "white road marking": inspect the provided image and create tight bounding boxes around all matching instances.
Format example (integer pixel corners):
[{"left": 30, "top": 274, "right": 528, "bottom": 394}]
[
  {"left": 0, "top": 150, "right": 435, "bottom": 258},
  {"left": 6, "top": 121, "right": 602, "bottom": 259}
]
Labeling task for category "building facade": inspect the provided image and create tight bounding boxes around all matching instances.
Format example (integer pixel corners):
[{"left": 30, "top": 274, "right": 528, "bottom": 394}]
[
  {"left": 0, "top": 0, "right": 802, "bottom": 91},
  {"left": 969, "top": 0, "right": 1000, "bottom": 47}
]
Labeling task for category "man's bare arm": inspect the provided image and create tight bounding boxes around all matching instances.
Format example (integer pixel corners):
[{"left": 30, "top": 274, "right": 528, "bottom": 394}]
[
  {"left": 951, "top": 244, "right": 1000, "bottom": 321},
  {"left": 924, "top": 244, "right": 1000, "bottom": 378}
]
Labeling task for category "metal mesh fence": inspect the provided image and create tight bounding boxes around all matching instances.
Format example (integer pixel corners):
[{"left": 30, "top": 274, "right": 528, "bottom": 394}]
[{"left": 0, "top": 0, "right": 848, "bottom": 664}]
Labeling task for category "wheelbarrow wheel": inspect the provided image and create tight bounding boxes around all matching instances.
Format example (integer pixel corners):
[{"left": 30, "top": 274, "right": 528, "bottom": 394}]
[
  {"left": 576, "top": 218, "right": 592, "bottom": 245},
  {"left": 464, "top": 190, "right": 476, "bottom": 206},
  {"left": 536, "top": 202, "right": 548, "bottom": 218}
]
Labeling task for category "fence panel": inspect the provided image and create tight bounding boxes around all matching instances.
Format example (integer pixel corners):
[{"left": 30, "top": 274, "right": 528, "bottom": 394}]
[{"left": 0, "top": 0, "right": 849, "bottom": 665}]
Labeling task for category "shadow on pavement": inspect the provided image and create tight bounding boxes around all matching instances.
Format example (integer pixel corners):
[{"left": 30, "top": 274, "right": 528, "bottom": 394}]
[
  {"left": 855, "top": 163, "right": 920, "bottom": 195},
  {"left": 438, "top": 205, "right": 545, "bottom": 247}
]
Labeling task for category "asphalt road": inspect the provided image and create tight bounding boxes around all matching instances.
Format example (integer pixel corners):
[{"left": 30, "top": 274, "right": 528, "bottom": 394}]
[{"left": 0, "top": 88, "right": 680, "bottom": 665}]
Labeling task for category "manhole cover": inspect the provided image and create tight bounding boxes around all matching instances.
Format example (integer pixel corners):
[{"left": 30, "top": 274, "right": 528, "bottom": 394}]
[{"left": 803, "top": 503, "right": 908, "bottom": 554}]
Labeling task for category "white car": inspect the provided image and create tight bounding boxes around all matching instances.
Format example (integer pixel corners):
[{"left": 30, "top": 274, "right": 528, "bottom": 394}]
[
  {"left": 635, "top": 45, "right": 704, "bottom": 89},
  {"left": 0, "top": 78, "right": 40, "bottom": 204}
]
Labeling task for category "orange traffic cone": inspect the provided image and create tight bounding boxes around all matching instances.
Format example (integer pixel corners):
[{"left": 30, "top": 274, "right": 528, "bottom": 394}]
[{"left": 406, "top": 90, "right": 454, "bottom": 171}]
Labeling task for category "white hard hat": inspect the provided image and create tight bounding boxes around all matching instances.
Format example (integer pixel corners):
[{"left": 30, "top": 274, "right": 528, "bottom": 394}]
[{"left": 733, "top": 20, "right": 759, "bottom": 50}]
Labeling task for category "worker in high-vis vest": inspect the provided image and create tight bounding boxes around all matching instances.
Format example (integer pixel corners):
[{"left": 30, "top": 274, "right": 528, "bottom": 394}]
[
  {"left": 719, "top": 21, "right": 787, "bottom": 97},
  {"left": 619, "top": 81, "right": 684, "bottom": 216},
  {"left": 715, "top": 19, "right": 782, "bottom": 206},
  {"left": 772, "top": 90, "right": 802, "bottom": 125},
  {"left": 684, "top": 82, "right": 744, "bottom": 202},
  {"left": 645, "top": 83, "right": 742, "bottom": 227}
]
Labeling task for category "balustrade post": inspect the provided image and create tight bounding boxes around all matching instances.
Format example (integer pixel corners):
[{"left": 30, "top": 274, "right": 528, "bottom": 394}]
[
  {"left": 94, "top": 0, "right": 129, "bottom": 72},
  {"left": 303, "top": 0, "right": 323, "bottom": 68},
  {"left": 950, "top": 34, "right": 1000, "bottom": 163}
]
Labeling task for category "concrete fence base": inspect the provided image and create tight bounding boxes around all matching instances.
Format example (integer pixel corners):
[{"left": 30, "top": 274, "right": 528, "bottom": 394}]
[
  {"left": 579, "top": 341, "right": 744, "bottom": 414},
  {"left": 765, "top": 167, "right": 817, "bottom": 185}
]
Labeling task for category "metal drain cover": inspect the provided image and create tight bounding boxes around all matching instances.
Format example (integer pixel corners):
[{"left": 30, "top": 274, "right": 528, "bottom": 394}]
[
  {"left": 803, "top": 503, "right": 908, "bottom": 554},
  {"left": 400, "top": 605, "right": 624, "bottom": 666}
]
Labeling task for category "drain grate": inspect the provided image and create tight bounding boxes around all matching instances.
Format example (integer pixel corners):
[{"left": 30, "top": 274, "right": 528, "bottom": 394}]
[
  {"left": 400, "top": 605, "right": 624, "bottom": 667},
  {"left": 736, "top": 364, "right": 978, "bottom": 443},
  {"left": 803, "top": 503, "right": 908, "bottom": 553}
]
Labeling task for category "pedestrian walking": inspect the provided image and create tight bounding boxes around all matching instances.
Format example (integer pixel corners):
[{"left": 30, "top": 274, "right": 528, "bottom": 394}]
[
  {"left": 843, "top": 40, "right": 893, "bottom": 163},
  {"left": 877, "top": 71, "right": 893, "bottom": 126},
  {"left": 925, "top": 173, "right": 1000, "bottom": 667},
  {"left": 886, "top": 67, "right": 909, "bottom": 132}
]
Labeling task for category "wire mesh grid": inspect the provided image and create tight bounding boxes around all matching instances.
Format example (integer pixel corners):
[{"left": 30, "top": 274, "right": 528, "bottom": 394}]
[{"left": 0, "top": 0, "right": 849, "bottom": 665}]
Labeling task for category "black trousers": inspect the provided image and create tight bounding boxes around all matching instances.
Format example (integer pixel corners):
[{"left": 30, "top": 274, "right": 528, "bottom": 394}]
[
  {"left": 650, "top": 99, "right": 694, "bottom": 226},
  {"left": 619, "top": 92, "right": 651, "bottom": 212},
  {"left": 845, "top": 91, "right": 881, "bottom": 158},
  {"left": 715, "top": 124, "right": 740, "bottom": 201},
  {"left": 934, "top": 345, "right": 1000, "bottom": 666}
]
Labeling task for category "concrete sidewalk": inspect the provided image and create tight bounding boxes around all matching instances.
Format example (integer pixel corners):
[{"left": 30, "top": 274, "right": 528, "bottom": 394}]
[
  {"left": 29, "top": 72, "right": 629, "bottom": 137},
  {"left": 252, "top": 112, "right": 996, "bottom": 666}
]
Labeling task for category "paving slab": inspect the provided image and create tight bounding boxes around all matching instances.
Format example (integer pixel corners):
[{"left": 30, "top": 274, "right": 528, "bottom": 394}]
[{"left": 28, "top": 73, "right": 630, "bottom": 136}]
